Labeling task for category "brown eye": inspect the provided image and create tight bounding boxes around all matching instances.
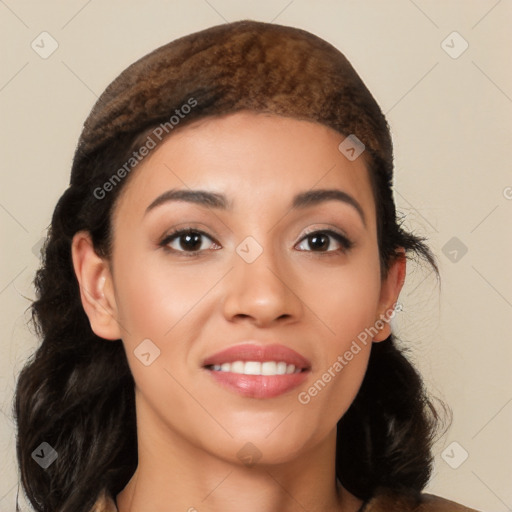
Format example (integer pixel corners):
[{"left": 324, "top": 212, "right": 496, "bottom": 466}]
[
  {"left": 296, "top": 230, "right": 353, "bottom": 254},
  {"left": 160, "top": 229, "right": 219, "bottom": 255}
]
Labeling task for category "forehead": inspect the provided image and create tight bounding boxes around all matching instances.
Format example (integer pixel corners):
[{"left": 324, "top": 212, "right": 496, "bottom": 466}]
[{"left": 112, "top": 111, "right": 376, "bottom": 227}]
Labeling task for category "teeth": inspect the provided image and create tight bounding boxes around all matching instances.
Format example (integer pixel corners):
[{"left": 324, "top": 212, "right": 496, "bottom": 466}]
[
  {"left": 261, "top": 361, "right": 276, "bottom": 375},
  {"left": 210, "top": 361, "right": 301, "bottom": 376},
  {"left": 276, "top": 362, "right": 287, "bottom": 375},
  {"left": 231, "top": 361, "right": 245, "bottom": 373},
  {"left": 244, "top": 361, "right": 261, "bottom": 375}
]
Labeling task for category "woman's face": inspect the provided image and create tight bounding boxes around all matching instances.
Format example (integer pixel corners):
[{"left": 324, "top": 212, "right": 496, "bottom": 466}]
[{"left": 78, "top": 110, "right": 404, "bottom": 466}]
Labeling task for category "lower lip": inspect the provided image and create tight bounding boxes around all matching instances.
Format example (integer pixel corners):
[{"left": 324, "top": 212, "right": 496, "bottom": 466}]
[{"left": 206, "top": 369, "right": 309, "bottom": 398}]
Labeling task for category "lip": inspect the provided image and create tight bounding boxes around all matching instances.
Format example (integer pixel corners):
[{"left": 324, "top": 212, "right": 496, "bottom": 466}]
[
  {"left": 202, "top": 342, "right": 311, "bottom": 399},
  {"left": 202, "top": 342, "right": 311, "bottom": 369}
]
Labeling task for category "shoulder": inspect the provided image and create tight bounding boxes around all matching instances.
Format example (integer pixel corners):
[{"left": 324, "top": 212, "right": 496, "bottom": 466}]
[{"left": 363, "top": 488, "right": 482, "bottom": 512}]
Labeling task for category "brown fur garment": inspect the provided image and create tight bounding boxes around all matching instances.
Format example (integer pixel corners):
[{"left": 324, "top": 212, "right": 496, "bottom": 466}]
[{"left": 364, "top": 487, "right": 481, "bottom": 511}]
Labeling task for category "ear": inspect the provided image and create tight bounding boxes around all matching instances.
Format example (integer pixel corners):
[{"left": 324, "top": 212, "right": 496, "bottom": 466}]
[
  {"left": 71, "top": 231, "right": 122, "bottom": 340},
  {"left": 372, "top": 248, "right": 406, "bottom": 342}
]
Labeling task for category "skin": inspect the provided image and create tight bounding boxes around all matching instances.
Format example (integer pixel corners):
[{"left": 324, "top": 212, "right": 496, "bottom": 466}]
[{"left": 72, "top": 110, "right": 406, "bottom": 512}]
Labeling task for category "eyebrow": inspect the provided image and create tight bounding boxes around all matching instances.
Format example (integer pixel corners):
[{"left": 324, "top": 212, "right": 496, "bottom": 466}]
[{"left": 145, "top": 188, "right": 366, "bottom": 226}]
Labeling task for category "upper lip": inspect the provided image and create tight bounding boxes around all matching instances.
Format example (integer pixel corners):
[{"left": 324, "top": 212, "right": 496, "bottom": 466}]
[{"left": 202, "top": 342, "right": 311, "bottom": 370}]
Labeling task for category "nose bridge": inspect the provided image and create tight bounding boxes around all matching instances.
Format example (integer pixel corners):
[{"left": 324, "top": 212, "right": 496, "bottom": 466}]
[{"left": 221, "top": 232, "right": 301, "bottom": 324}]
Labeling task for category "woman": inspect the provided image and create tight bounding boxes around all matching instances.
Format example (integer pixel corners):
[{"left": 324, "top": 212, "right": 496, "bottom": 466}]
[{"left": 14, "top": 20, "right": 481, "bottom": 512}]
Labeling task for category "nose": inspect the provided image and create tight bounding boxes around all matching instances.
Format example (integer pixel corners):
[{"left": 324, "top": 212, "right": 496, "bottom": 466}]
[{"left": 221, "top": 240, "right": 303, "bottom": 327}]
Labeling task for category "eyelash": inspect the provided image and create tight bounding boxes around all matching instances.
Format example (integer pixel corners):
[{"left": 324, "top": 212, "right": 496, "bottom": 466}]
[{"left": 158, "top": 227, "right": 354, "bottom": 258}]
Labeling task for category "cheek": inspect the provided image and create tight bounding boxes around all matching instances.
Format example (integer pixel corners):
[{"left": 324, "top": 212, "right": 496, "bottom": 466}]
[
  {"left": 298, "top": 289, "right": 375, "bottom": 430},
  {"left": 298, "top": 345, "right": 371, "bottom": 429},
  {"left": 295, "top": 246, "right": 381, "bottom": 421},
  {"left": 113, "top": 249, "right": 220, "bottom": 341},
  {"left": 112, "top": 251, "right": 223, "bottom": 400},
  {"left": 301, "top": 244, "right": 382, "bottom": 348}
]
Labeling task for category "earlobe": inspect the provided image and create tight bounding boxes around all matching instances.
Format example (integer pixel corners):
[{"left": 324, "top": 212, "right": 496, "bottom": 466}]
[
  {"left": 373, "top": 249, "right": 407, "bottom": 342},
  {"left": 71, "top": 231, "right": 122, "bottom": 341}
]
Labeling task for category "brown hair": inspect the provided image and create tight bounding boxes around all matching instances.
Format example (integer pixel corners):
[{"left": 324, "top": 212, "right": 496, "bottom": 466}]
[{"left": 15, "top": 20, "right": 444, "bottom": 512}]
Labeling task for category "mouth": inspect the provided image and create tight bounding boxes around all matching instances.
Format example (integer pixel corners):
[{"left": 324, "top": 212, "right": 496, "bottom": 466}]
[{"left": 202, "top": 343, "right": 311, "bottom": 398}]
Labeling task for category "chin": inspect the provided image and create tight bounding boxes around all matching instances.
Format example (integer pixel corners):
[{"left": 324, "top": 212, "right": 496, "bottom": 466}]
[{"left": 203, "top": 423, "right": 322, "bottom": 467}]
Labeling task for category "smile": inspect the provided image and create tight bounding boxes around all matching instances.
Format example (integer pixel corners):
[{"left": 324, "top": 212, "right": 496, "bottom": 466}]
[
  {"left": 205, "top": 361, "right": 303, "bottom": 375},
  {"left": 202, "top": 343, "right": 311, "bottom": 398}
]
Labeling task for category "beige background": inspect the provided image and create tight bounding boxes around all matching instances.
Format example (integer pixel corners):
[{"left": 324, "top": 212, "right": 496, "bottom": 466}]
[{"left": 1, "top": 1, "right": 511, "bottom": 510}]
